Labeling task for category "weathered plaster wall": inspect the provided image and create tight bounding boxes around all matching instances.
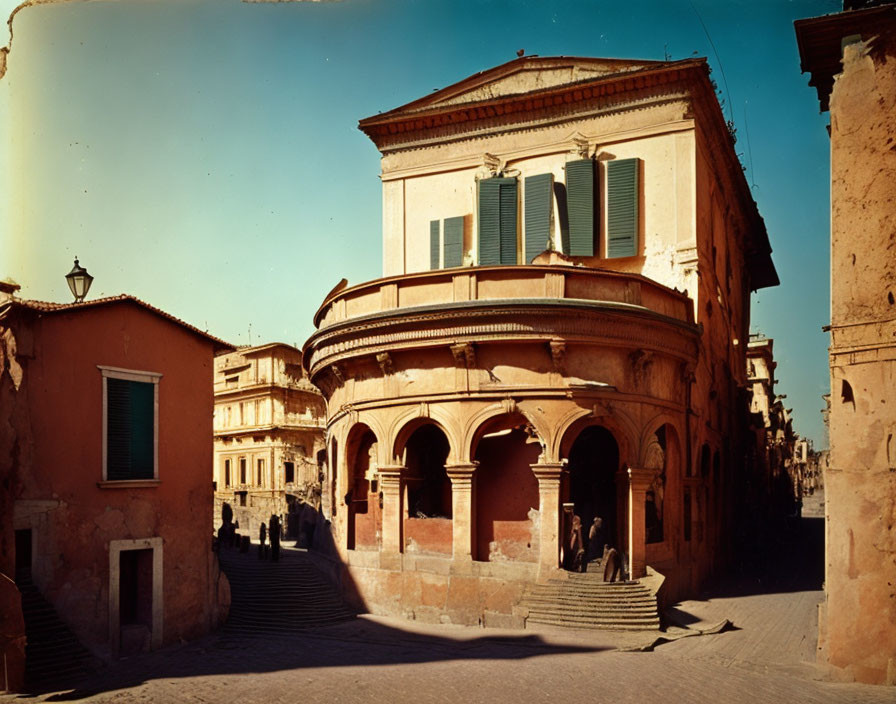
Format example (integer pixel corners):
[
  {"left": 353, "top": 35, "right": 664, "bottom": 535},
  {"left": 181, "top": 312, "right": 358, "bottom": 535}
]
[
  {"left": 823, "top": 36, "right": 896, "bottom": 685},
  {"left": 9, "top": 304, "right": 228, "bottom": 662}
]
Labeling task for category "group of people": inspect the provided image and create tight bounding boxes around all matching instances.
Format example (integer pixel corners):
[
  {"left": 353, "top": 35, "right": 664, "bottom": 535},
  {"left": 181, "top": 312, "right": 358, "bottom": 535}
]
[{"left": 567, "top": 514, "right": 623, "bottom": 582}]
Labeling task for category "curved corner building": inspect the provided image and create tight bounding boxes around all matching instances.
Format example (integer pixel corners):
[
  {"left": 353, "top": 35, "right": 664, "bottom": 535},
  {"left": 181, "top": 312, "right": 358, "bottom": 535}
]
[{"left": 303, "top": 56, "right": 777, "bottom": 625}]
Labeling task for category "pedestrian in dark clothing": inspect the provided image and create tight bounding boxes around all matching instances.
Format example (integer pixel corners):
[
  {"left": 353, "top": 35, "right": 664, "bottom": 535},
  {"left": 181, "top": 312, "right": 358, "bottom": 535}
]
[
  {"left": 269, "top": 515, "right": 281, "bottom": 562},
  {"left": 258, "top": 522, "right": 267, "bottom": 559}
]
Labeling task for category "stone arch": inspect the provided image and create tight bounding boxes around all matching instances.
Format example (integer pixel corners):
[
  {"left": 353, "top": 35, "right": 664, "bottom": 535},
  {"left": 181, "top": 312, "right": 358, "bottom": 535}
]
[
  {"left": 402, "top": 423, "right": 453, "bottom": 556},
  {"left": 556, "top": 408, "right": 638, "bottom": 467},
  {"left": 462, "top": 401, "right": 548, "bottom": 463},
  {"left": 344, "top": 422, "right": 381, "bottom": 551},
  {"left": 390, "top": 408, "right": 460, "bottom": 466},
  {"left": 561, "top": 423, "right": 625, "bottom": 569},
  {"left": 469, "top": 411, "right": 541, "bottom": 563},
  {"left": 639, "top": 416, "right": 685, "bottom": 546}
]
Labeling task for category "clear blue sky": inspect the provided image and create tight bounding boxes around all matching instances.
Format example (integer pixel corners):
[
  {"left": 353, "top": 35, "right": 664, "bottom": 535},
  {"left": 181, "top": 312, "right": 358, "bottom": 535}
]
[{"left": 1, "top": 0, "right": 837, "bottom": 447}]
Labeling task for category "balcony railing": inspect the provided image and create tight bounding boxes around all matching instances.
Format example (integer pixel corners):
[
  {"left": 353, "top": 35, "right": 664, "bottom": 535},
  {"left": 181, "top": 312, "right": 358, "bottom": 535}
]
[{"left": 313, "top": 264, "right": 693, "bottom": 330}]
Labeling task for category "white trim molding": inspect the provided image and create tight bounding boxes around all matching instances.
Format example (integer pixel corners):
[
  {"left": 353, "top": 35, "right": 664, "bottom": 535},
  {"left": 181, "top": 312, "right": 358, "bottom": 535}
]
[{"left": 108, "top": 537, "right": 163, "bottom": 655}]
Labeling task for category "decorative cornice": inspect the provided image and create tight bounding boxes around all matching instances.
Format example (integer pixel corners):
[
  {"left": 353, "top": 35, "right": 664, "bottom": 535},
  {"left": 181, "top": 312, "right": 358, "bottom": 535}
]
[{"left": 306, "top": 299, "right": 699, "bottom": 379}]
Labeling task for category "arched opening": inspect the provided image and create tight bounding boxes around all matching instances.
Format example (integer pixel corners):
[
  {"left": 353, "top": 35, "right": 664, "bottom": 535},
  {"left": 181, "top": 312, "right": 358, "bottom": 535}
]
[
  {"left": 345, "top": 425, "right": 380, "bottom": 550},
  {"left": 565, "top": 425, "right": 620, "bottom": 571},
  {"left": 472, "top": 414, "right": 540, "bottom": 563},
  {"left": 403, "top": 424, "right": 452, "bottom": 555}
]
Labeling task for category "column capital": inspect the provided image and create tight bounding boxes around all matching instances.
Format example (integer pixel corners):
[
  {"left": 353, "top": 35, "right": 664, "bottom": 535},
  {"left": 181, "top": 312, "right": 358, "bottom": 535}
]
[
  {"left": 627, "top": 466, "right": 655, "bottom": 491},
  {"left": 445, "top": 462, "right": 478, "bottom": 481},
  {"left": 378, "top": 464, "right": 404, "bottom": 489},
  {"left": 530, "top": 462, "right": 565, "bottom": 482}
]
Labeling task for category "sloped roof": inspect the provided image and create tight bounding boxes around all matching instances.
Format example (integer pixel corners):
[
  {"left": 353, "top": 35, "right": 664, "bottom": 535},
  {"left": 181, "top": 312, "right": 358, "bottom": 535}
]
[{"left": 0, "top": 294, "right": 234, "bottom": 352}]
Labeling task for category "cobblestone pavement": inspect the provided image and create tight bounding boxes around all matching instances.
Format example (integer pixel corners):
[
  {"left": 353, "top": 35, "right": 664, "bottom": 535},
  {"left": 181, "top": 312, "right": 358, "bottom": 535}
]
[{"left": 9, "top": 493, "right": 892, "bottom": 704}]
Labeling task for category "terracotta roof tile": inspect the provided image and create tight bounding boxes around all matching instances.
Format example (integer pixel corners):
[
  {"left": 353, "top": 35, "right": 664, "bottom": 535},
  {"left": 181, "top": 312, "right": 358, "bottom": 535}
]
[{"left": 3, "top": 294, "right": 234, "bottom": 351}]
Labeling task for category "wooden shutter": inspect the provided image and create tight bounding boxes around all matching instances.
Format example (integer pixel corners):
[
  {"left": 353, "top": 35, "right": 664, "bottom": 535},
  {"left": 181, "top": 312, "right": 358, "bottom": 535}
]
[
  {"left": 525, "top": 173, "right": 553, "bottom": 263},
  {"left": 107, "top": 378, "right": 154, "bottom": 480},
  {"left": 478, "top": 177, "right": 518, "bottom": 265},
  {"left": 429, "top": 220, "right": 440, "bottom": 270},
  {"left": 443, "top": 216, "right": 464, "bottom": 268},
  {"left": 566, "top": 159, "right": 595, "bottom": 256},
  {"left": 606, "top": 158, "right": 639, "bottom": 258}
]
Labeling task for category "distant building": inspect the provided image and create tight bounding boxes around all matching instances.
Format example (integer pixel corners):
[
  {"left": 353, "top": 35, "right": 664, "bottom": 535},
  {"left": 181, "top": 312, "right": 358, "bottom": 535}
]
[
  {"left": 0, "top": 284, "right": 231, "bottom": 691},
  {"left": 746, "top": 336, "right": 798, "bottom": 522},
  {"left": 796, "top": 1, "right": 896, "bottom": 685},
  {"left": 303, "top": 55, "right": 777, "bottom": 625},
  {"left": 213, "top": 343, "right": 326, "bottom": 542}
]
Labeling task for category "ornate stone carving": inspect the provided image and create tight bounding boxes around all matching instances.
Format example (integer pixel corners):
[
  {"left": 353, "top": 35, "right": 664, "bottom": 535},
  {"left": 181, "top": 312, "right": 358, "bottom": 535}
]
[
  {"left": 591, "top": 401, "right": 612, "bottom": 417},
  {"left": 376, "top": 351, "right": 394, "bottom": 376},
  {"left": 450, "top": 342, "right": 476, "bottom": 368},
  {"left": 501, "top": 396, "right": 517, "bottom": 415},
  {"left": 330, "top": 363, "right": 345, "bottom": 384},
  {"left": 417, "top": 402, "right": 430, "bottom": 419},
  {"left": 549, "top": 340, "right": 566, "bottom": 375},
  {"left": 629, "top": 349, "right": 654, "bottom": 388},
  {"left": 483, "top": 152, "right": 501, "bottom": 175}
]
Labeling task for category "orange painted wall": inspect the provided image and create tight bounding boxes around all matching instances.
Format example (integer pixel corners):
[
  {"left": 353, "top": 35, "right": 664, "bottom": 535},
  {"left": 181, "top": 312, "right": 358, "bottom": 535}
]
[{"left": 13, "top": 302, "right": 225, "bottom": 659}]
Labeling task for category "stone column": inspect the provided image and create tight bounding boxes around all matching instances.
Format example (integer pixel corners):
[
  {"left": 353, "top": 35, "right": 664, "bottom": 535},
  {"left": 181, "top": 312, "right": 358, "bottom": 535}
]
[
  {"left": 446, "top": 463, "right": 477, "bottom": 563},
  {"left": 626, "top": 467, "right": 655, "bottom": 579},
  {"left": 531, "top": 462, "right": 565, "bottom": 578},
  {"left": 378, "top": 465, "right": 404, "bottom": 568}
]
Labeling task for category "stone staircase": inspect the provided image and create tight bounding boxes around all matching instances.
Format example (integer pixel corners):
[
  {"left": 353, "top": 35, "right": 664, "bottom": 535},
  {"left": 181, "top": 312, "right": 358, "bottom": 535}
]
[
  {"left": 519, "top": 571, "right": 660, "bottom": 631},
  {"left": 15, "top": 570, "right": 94, "bottom": 691},
  {"left": 218, "top": 546, "right": 356, "bottom": 634}
]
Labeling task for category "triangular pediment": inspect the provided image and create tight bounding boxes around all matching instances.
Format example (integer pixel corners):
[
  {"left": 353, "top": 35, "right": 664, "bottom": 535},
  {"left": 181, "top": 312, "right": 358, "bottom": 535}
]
[{"left": 385, "top": 57, "right": 663, "bottom": 117}]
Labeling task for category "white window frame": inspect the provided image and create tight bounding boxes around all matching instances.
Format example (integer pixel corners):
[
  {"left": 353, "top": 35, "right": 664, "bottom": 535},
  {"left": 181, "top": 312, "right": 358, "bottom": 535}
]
[{"left": 99, "top": 365, "right": 162, "bottom": 483}]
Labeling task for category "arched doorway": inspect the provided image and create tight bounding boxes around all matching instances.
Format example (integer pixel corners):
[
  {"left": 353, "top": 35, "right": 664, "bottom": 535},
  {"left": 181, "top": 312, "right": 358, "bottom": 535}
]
[
  {"left": 472, "top": 414, "right": 540, "bottom": 563},
  {"left": 565, "top": 426, "right": 620, "bottom": 569},
  {"left": 403, "top": 423, "right": 452, "bottom": 555},
  {"left": 345, "top": 424, "right": 379, "bottom": 550}
]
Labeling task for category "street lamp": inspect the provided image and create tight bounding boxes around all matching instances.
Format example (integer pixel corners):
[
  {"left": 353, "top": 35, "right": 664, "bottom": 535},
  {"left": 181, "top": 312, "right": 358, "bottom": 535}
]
[{"left": 65, "top": 257, "right": 94, "bottom": 302}]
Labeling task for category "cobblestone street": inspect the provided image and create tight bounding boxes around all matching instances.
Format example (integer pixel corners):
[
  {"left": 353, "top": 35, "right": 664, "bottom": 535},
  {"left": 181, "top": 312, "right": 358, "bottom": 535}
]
[{"left": 6, "top": 494, "right": 891, "bottom": 704}]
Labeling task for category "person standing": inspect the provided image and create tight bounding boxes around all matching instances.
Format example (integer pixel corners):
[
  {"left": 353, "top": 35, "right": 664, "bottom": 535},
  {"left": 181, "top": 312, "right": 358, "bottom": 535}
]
[
  {"left": 269, "top": 514, "right": 281, "bottom": 562},
  {"left": 258, "top": 521, "right": 267, "bottom": 559}
]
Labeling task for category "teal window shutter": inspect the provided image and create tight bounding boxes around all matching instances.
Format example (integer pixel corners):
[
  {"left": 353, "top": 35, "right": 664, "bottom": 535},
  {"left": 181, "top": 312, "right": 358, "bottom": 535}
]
[
  {"left": 566, "top": 159, "right": 595, "bottom": 256},
  {"left": 478, "top": 177, "right": 518, "bottom": 265},
  {"left": 107, "top": 378, "right": 154, "bottom": 480},
  {"left": 524, "top": 173, "right": 553, "bottom": 263},
  {"left": 430, "top": 220, "right": 440, "bottom": 270},
  {"left": 443, "top": 216, "right": 464, "bottom": 268},
  {"left": 606, "top": 158, "right": 639, "bottom": 258}
]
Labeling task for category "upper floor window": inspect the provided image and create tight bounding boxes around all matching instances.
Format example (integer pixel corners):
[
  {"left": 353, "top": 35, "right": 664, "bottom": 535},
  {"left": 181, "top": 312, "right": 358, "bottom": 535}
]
[
  {"left": 224, "top": 459, "right": 231, "bottom": 487},
  {"left": 477, "top": 177, "right": 519, "bottom": 265},
  {"left": 239, "top": 457, "right": 247, "bottom": 485},
  {"left": 100, "top": 366, "right": 160, "bottom": 482}
]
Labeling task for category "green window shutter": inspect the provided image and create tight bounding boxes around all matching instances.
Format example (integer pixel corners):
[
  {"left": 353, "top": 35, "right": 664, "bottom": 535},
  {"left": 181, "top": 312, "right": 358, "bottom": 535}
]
[
  {"left": 566, "top": 159, "right": 595, "bottom": 256},
  {"left": 607, "top": 158, "right": 639, "bottom": 258},
  {"left": 524, "top": 173, "right": 553, "bottom": 263},
  {"left": 430, "top": 220, "right": 440, "bottom": 270},
  {"left": 443, "top": 216, "right": 464, "bottom": 268},
  {"left": 107, "top": 378, "right": 154, "bottom": 480},
  {"left": 478, "top": 177, "right": 518, "bottom": 265}
]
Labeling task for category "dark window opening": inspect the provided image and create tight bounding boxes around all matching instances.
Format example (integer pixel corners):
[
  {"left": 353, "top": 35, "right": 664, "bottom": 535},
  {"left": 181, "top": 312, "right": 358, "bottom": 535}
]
[
  {"left": 239, "top": 458, "right": 247, "bottom": 484},
  {"left": 238, "top": 491, "right": 247, "bottom": 507},
  {"left": 405, "top": 425, "right": 452, "bottom": 519},
  {"left": 284, "top": 461, "right": 295, "bottom": 484},
  {"left": 224, "top": 459, "right": 231, "bottom": 487},
  {"left": 841, "top": 379, "right": 855, "bottom": 409}
]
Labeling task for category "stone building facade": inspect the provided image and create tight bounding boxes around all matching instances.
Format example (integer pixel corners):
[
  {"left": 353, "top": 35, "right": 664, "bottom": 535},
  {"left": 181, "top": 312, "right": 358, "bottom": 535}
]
[
  {"left": 746, "top": 336, "right": 798, "bottom": 522},
  {"left": 303, "top": 55, "right": 777, "bottom": 625},
  {"left": 213, "top": 343, "right": 326, "bottom": 541},
  {"left": 796, "top": 1, "right": 896, "bottom": 685},
  {"left": 0, "top": 286, "right": 231, "bottom": 691}
]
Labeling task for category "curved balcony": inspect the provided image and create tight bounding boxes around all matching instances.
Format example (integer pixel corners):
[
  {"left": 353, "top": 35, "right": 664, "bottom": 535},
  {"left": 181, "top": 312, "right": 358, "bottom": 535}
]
[{"left": 304, "top": 264, "right": 697, "bottom": 381}]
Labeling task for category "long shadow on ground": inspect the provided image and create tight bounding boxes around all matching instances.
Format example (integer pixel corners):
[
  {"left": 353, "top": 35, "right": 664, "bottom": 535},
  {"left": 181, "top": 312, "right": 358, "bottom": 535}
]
[{"left": 28, "top": 541, "right": 607, "bottom": 701}]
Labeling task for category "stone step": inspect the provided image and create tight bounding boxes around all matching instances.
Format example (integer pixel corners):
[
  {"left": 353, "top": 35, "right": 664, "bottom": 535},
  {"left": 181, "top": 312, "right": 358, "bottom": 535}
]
[{"left": 527, "top": 616, "right": 659, "bottom": 631}]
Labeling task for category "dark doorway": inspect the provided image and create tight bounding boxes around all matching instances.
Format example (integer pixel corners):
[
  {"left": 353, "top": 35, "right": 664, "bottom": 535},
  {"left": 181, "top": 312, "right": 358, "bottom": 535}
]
[
  {"left": 15, "top": 529, "right": 32, "bottom": 571},
  {"left": 120, "top": 549, "right": 153, "bottom": 628},
  {"left": 566, "top": 426, "right": 620, "bottom": 562}
]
